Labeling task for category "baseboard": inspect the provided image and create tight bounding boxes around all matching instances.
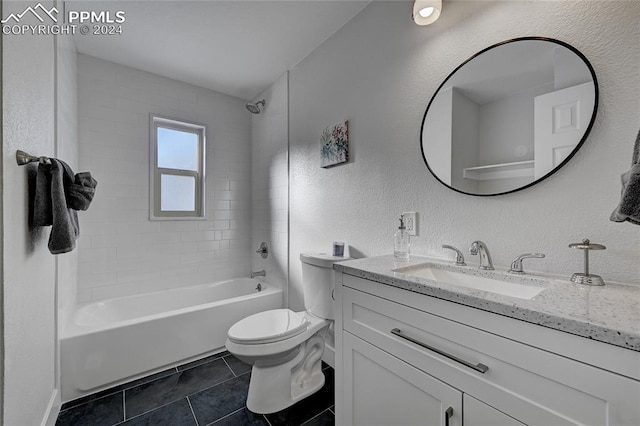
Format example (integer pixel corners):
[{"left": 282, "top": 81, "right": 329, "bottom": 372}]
[
  {"left": 41, "top": 388, "right": 61, "bottom": 426},
  {"left": 322, "top": 343, "right": 335, "bottom": 369}
]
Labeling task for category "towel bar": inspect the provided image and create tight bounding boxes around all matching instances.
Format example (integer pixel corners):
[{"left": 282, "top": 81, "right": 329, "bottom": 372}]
[{"left": 16, "top": 150, "right": 51, "bottom": 166}]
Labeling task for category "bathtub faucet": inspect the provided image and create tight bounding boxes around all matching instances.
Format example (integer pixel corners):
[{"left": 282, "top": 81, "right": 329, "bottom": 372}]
[{"left": 251, "top": 270, "right": 266, "bottom": 278}]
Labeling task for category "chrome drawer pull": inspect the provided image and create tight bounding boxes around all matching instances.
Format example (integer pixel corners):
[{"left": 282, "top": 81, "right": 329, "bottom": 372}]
[{"left": 390, "top": 328, "right": 489, "bottom": 374}]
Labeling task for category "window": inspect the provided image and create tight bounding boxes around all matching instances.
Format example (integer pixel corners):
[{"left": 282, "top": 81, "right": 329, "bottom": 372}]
[{"left": 150, "top": 115, "right": 206, "bottom": 219}]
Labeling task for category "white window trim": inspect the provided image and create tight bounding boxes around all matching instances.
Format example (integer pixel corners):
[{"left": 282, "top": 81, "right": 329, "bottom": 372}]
[{"left": 149, "top": 114, "right": 206, "bottom": 220}]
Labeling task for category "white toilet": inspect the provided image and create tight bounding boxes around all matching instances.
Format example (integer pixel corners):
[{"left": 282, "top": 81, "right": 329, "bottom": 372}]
[{"left": 225, "top": 252, "right": 346, "bottom": 414}]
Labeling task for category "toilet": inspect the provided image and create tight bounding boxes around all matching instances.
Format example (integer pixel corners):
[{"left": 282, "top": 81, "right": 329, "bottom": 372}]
[{"left": 225, "top": 252, "right": 346, "bottom": 414}]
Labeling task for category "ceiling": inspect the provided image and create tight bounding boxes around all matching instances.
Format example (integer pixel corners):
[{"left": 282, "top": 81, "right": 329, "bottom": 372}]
[{"left": 70, "top": 1, "right": 369, "bottom": 100}]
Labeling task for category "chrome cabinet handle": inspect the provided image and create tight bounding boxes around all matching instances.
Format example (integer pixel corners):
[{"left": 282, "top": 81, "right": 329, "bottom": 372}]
[
  {"left": 390, "top": 328, "right": 489, "bottom": 374},
  {"left": 445, "top": 407, "right": 453, "bottom": 426}
]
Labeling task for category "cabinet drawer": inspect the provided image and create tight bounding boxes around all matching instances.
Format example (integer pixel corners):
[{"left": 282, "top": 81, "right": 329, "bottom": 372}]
[{"left": 342, "top": 284, "right": 640, "bottom": 426}]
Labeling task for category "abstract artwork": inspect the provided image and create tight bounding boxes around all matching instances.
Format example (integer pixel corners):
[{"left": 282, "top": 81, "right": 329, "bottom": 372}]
[{"left": 320, "top": 120, "right": 349, "bottom": 168}]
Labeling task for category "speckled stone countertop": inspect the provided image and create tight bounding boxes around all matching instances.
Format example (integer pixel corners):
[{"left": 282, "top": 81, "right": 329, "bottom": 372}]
[{"left": 334, "top": 255, "right": 640, "bottom": 352}]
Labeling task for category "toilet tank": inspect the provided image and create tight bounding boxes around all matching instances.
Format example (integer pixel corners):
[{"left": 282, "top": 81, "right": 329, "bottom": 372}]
[{"left": 300, "top": 252, "right": 349, "bottom": 320}]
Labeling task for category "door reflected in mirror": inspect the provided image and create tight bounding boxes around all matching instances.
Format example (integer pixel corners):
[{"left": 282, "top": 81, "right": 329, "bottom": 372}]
[{"left": 420, "top": 37, "right": 598, "bottom": 196}]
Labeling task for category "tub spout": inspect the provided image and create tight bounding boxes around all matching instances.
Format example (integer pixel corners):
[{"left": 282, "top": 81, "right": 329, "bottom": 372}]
[{"left": 251, "top": 270, "right": 266, "bottom": 278}]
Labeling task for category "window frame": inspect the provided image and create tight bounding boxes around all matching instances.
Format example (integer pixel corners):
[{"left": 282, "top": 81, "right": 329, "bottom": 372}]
[{"left": 149, "top": 115, "right": 206, "bottom": 220}]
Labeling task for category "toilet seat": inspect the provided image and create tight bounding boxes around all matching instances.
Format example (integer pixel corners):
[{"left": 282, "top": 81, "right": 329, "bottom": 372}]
[{"left": 227, "top": 309, "right": 309, "bottom": 344}]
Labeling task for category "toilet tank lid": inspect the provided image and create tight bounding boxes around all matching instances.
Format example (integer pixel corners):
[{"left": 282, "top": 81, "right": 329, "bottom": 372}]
[{"left": 300, "top": 252, "right": 351, "bottom": 268}]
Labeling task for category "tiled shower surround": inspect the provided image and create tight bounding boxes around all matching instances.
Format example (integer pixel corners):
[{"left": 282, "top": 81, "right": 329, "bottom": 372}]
[
  {"left": 56, "top": 352, "right": 335, "bottom": 426},
  {"left": 76, "top": 54, "right": 253, "bottom": 303}
]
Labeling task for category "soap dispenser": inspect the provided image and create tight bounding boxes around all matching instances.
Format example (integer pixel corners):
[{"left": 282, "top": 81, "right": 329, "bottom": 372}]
[{"left": 394, "top": 215, "right": 410, "bottom": 260}]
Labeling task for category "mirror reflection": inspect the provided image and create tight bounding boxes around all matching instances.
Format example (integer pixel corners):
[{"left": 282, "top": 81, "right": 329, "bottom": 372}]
[{"left": 421, "top": 37, "right": 598, "bottom": 196}]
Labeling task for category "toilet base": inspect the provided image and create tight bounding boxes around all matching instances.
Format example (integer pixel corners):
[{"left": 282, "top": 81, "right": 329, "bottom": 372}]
[{"left": 247, "top": 334, "right": 326, "bottom": 414}]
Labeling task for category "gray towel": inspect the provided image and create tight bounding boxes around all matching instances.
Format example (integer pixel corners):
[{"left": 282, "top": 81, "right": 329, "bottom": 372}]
[
  {"left": 610, "top": 129, "right": 640, "bottom": 225},
  {"left": 67, "top": 172, "right": 98, "bottom": 211},
  {"left": 33, "top": 159, "right": 80, "bottom": 254}
]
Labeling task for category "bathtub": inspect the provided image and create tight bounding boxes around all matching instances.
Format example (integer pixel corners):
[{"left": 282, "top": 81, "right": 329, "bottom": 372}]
[{"left": 60, "top": 278, "right": 282, "bottom": 402}]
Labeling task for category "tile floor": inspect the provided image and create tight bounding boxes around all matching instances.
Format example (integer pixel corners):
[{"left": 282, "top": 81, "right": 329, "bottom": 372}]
[{"left": 56, "top": 352, "right": 335, "bottom": 426}]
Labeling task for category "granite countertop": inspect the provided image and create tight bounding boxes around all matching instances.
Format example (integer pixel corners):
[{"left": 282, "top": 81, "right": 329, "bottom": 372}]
[{"left": 334, "top": 255, "right": 640, "bottom": 352}]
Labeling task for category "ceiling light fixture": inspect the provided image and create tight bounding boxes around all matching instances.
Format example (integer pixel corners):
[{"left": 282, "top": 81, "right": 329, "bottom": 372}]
[{"left": 413, "top": 0, "right": 442, "bottom": 25}]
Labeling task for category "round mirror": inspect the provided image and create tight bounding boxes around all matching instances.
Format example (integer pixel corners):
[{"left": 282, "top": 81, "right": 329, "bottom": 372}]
[{"left": 420, "top": 37, "right": 598, "bottom": 196}]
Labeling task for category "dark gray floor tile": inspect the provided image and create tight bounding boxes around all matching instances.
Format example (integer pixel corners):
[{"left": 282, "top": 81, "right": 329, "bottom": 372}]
[
  {"left": 301, "top": 409, "right": 335, "bottom": 426},
  {"left": 56, "top": 392, "right": 124, "bottom": 426},
  {"left": 209, "top": 407, "right": 269, "bottom": 426},
  {"left": 119, "top": 398, "right": 196, "bottom": 426},
  {"left": 125, "top": 358, "right": 234, "bottom": 419},
  {"left": 189, "top": 373, "right": 251, "bottom": 425},
  {"left": 265, "top": 369, "right": 335, "bottom": 426},
  {"left": 177, "top": 352, "right": 228, "bottom": 372},
  {"left": 223, "top": 354, "right": 252, "bottom": 376}
]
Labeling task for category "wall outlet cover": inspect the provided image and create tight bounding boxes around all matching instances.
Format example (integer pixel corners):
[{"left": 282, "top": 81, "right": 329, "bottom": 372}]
[{"left": 403, "top": 212, "right": 418, "bottom": 236}]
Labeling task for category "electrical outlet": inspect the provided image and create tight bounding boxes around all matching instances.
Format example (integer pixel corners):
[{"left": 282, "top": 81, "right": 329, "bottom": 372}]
[{"left": 403, "top": 212, "right": 418, "bottom": 236}]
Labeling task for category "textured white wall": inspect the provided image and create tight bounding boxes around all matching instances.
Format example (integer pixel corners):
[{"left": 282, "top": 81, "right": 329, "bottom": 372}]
[
  {"left": 56, "top": 34, "right": 79, "bottom": 334},
  {"left": 77, "top": 55, "right": 252, "bottom": 302},
  {"left": 2, "top": 1, "right": 58, "bottom": 424},
  {"left": 289, "top": 1, "right": 640, "bottom": 311},
  {"left": 251, "top": 73, "right": 289, "bottom": 303}
]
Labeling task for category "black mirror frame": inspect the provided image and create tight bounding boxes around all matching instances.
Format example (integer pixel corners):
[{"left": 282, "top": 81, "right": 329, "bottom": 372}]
[{"left": 420, "top": 36, "right": 599, "bottom": 197}]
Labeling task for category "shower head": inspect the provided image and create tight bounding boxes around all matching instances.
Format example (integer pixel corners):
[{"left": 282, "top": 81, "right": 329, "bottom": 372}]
[{"left": 246, "top": 99, "right": 266, "bottom": 114}]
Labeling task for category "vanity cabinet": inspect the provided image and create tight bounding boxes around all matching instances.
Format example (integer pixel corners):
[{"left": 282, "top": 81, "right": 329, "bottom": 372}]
[{"left": 335, "top": 274, "right": 640, "bottom": 426}]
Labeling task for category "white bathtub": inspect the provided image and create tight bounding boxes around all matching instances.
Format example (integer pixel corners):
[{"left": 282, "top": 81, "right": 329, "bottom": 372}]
[{"left": 60, "top": 278, "right": 282, "bottom": 402}]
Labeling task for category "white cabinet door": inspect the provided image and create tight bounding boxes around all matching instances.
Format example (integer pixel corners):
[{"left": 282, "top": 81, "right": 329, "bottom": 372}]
[
  {"left": 342, "top": 332, "right": 462, "bottom": 426},
  {"left": 463, "top": 394, "right": 524, "bottom": 426}
]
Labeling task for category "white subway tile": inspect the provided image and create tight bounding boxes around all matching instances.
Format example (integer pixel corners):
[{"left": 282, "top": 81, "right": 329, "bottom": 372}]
[
  {"left": 140, "top": 232, "right": 179, "bottom": 245},
  {"left": 212, "top": 200, "right": 231, "bottom": 211},
  {"left": 212, "top": 220, "right": 230, "bottom": 230},
  {"left": 78, "top": 272, "right": 117, "bottom": 288},
  {"left": 198, "top": 240, "right": 221, "bottom": 251},
  {"left": 91, "top": 282, "right": 140, "bottom": 301},
  {"left": 214, "top": 210, "right": 231, "bottom": 221},
  {"left": 175, "top": 221, "right": 198, "bottom": 232},
  {"left": 77, "top": 288, "right": 92, "bottom": 303}
]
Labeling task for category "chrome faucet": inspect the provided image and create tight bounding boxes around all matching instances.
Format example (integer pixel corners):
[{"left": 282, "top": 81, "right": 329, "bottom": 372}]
[
  {"left": 469, "top": 241, "right": 494, "bottom": 270},
  {"left": 251, "top": 270, "right": 266, "bottom": 278}
]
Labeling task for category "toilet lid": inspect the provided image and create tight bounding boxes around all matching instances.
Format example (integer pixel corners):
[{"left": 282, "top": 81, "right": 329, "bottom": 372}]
[{"left": 227, "top": 309, "right": 309, "bottom": 344}]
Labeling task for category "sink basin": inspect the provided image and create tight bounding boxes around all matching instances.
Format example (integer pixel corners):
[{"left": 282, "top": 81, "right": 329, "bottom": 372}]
[{"left": 393, "top": 263, "right": 546, "bottom": 300}]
